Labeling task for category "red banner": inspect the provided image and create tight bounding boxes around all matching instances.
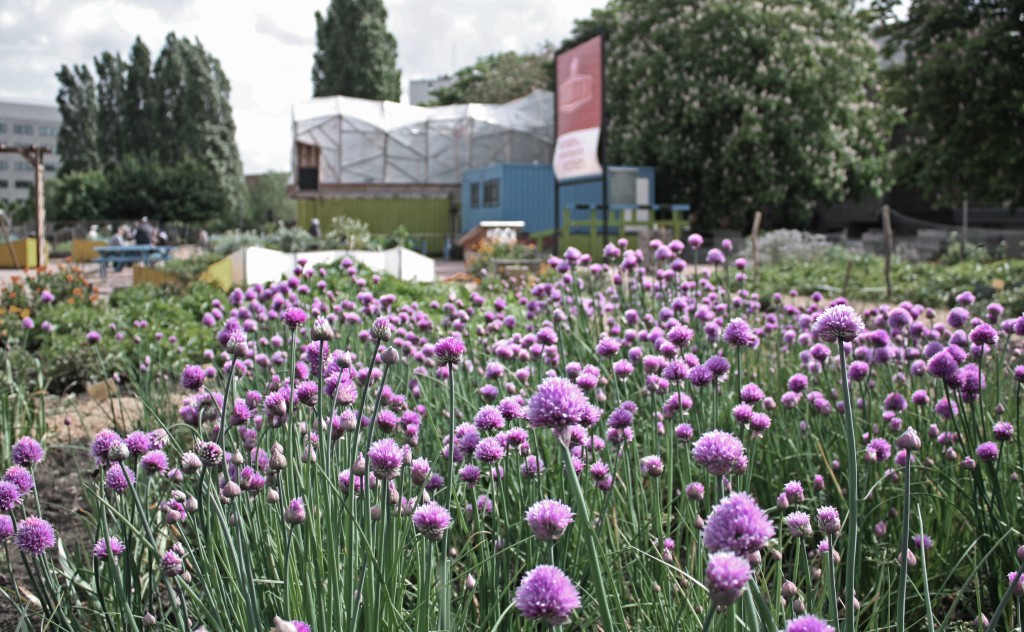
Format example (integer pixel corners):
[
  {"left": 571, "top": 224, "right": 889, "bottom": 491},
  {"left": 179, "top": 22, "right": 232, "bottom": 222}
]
[{"left": 554, "top": 35, "right": 603, "bottom": 181}]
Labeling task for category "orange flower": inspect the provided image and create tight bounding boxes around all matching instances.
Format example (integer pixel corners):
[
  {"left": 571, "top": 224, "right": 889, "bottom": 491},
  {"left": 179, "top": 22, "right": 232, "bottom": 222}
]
[{"left": 67, "top": 298, "right": 75, "bottom": 305}]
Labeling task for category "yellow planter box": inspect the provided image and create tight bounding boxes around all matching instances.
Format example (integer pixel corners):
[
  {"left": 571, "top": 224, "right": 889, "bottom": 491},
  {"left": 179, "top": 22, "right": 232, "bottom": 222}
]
[
  {"left": 0, "top": 239, "right": 38, "bottom": 269},
  {"left": 132, "top": 265, "right": 186, "bottom": 288},
  {"left": 71, "top": 239, "right": 107, "bottom": 262}
]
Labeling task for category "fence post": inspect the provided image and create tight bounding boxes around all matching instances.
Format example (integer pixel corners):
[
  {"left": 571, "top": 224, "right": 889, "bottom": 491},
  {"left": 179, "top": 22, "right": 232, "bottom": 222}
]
[{"left": 882, "top": 204, "right": 893, "bottom": 299}]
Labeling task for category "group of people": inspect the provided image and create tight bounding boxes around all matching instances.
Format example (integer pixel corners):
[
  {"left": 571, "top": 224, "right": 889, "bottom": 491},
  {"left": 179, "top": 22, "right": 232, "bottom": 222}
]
[{"left": 92, "top": 217, "right": 169, "bottom": 246}]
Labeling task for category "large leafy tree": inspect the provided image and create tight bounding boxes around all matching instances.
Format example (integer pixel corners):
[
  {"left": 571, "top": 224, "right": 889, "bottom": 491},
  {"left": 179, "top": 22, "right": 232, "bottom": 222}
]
[
  {"left": 122, "top": 37, "right": 156, "bottom": 158},
  {"left": 55, "top": 64, "right": 100, "bottom": 175},
  {"left": 429, "top": 49, "right": 553, "bottom": 105},
  {"left": 602, "top": 0, "right": 895, "bottom": 229},
  {"left": 53, "top": 33, "right": 245, "bottom": 223},
  {"left": 94, "top": 51, "right": 128, "bottom": 166},
  {"left": 312, "top": 0, "right": 401, "bottom": 100},
  {"left": 877, "top": 0, "right": 1024, "bottom": 208}
]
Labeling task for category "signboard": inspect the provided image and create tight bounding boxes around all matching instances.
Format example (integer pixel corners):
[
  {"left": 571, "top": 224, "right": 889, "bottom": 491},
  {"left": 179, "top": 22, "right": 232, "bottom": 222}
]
[{"left": 553, "top": 35, "right": 603, "bottom": 181}]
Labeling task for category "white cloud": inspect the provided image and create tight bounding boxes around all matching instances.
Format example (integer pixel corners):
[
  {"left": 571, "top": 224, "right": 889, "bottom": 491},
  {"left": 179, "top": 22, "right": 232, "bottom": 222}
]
[{"left": 0, "top": 0, "right": 607, "bottom": 174}]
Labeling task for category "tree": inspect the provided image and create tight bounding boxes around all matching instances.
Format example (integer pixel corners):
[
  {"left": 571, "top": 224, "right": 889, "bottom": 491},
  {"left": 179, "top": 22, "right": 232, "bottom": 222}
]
[
  {"left": 877, "top": 0, "right": 1024, "bottom": 208},
  {"left": 123, "top": 37, "right": 156, "bottom": 158},
  {"left": 49, "top": 170, "right": 110, "bottom": 221},
  {"left": 245, "top": 172, "right": 297, "bottom": 227},
  {"left": 94, "top": 51, "right": 128, "bottom": 166},
  {"left": 602, "top": 0, "right": 895, "bottom": 229},
  {"left": 312, "top": 0, "right": 401, "bottom": 100},
  {"left": 55, "top": 64, "right": 100, "bottom": 175},
  {"left": 430, "top": 49, "right": 553, "bottom": 105}
]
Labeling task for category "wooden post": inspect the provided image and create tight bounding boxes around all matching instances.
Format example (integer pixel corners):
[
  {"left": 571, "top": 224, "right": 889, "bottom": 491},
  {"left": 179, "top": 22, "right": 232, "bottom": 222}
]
[
  {"left": 750, "top": 210, "right": 762, "bottom": 282},
  {"left": 882, "top": 204, "right": 893, "bottom": 299},
  {"left": 34, "top": 148, "right": 46, "bottom": 268}
]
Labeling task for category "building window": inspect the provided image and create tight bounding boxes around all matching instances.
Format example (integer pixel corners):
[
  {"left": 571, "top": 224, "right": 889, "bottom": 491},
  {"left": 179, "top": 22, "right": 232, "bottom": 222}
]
[
  {"left": 483, "top": 179, "right": 499, "bottom": 207},
  {"left": 0, "top": 180, "right": 7, "bottom": 188},
  {"left": 45, "top": 164, "right": 56, "bottom": 172},
  {"left": 470, "top": 182, "right": 480, "bottom": 208},
  {"left": 15, "top": 162, "right": 33, "bottom": 172},
  {"left": 38, "top": 125, "right": 59, "bottom": 137},
  {"left": 13, "top": 124, "right": 33, "bottom": 135},
  {"left": 0, "top": 123, "right": 6, "bottom": 133},
  {"left": 14, "top": 180, "right": 32, "bottom": 189},
  {"left": 0, "top": 161, "right": 7, "bottom": 171}
]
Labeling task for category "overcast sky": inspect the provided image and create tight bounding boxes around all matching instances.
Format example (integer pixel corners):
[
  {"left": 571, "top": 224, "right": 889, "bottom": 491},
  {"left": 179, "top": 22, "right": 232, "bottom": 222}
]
[{"left": 0, "top": 0, "right": 606, "bottom": 174}]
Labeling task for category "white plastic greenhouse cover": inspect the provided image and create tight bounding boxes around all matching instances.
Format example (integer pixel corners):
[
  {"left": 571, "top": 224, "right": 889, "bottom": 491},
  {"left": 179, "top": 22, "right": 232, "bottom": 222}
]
[{"left": 291, "top": 89, "right": 553, "bottom": 186}]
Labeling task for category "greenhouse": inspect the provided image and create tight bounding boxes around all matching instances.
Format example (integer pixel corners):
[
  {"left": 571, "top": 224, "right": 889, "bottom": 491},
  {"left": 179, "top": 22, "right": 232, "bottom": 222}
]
[{"left": 291, "top": 89, "right": 553, "bottom": 190}]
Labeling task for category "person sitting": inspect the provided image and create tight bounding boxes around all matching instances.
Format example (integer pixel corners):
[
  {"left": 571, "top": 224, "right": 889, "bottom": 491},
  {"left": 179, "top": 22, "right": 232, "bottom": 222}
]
[{"left": 135, "top": 217, "right": 153, "bottom": 246}]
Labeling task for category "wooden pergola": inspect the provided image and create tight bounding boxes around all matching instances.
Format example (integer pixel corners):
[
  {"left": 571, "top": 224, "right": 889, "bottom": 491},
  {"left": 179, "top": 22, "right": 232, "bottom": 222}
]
[{"left": 0, "top": 143, "right": 46, "bottom": 268}]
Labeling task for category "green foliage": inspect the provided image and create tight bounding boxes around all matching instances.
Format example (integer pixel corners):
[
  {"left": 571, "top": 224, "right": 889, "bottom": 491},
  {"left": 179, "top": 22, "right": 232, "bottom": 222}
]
[
  {"left": 602, "top": 0, "right": 896, "bottom": 230},
  {"left": 324, "top": 215, "right": 374, "bottom": 250},
  {"left": 245, "top": 172, "right": 297, "bottom": 227},
  {"left": 878, "top": 0, "right": 1024, "bottom": 208},
  {"left": 429, "top": 48, "right": 554, "bottom": 105},
  {"left": 55, "top": 64, "right": 100, "bottom": 174},
  {"left": 161, "top": 252, "right": 225, "bottom": 281},
  {"left": 54, "top": 33, "right": 244, "bottom": 224},
  {"left": 48, "top": 170, "right": 110, "bottom": 221},
  {"left": 753, "top": 241, "right": 1024, "bottom": 312},
  {"left": 312, "top": 0, "right": 401, "bottom": 100}
]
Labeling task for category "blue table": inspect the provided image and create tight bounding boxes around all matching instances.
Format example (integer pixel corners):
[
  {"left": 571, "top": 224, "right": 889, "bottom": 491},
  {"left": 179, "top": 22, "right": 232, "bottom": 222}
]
[{"left": 95, "top": 245, "right": 175, "bottom": 277}]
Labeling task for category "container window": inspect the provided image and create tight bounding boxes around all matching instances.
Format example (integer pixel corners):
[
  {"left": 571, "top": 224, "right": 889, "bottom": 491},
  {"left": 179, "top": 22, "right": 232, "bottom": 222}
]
[
  {"left": 470, "top": 182, "right": 480, "bottom": 208},
  {"left": 483, "top": 179, "right": 499, "bottom": 207}
]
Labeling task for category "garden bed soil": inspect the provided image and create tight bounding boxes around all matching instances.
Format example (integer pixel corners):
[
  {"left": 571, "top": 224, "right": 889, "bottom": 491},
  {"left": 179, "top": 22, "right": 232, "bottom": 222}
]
[{"left": 0, "top": 444, "right": 94, "bottom": 629}]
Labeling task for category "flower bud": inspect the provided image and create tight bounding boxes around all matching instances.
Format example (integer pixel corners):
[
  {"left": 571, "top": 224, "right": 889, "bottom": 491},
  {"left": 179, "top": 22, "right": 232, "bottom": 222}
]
[
  {"left": 381, "top": 346, "right": 400, "bottom": 365},
  {"left": 311, "top": 317, "right": 334, "bottom": 342},
  {"left": 352, "top": 453, "right": 366, "bottom": 476},
  {"left": 266, "top": 489, "right": 280, "bottom": 504},
  {"left": 107, "top": 441, "right": 130, "bottom": 463},
  {"left": 371, "top": 317, "right": 393, "bottom": 342},
  {"left": 781, "top": 580, "right": 798, "bottom": 599},
  {"left": 222, "top": 482, "right": 242, "bottom": 499},
  {"left": 284, "top": 497, "right": 306, "bottom": 525},
  {"left": 895, "top": 427, "right": 921, "bottom": 452},
  {"left": 269, "top": 452, "right": 288, "bottom": 472}
]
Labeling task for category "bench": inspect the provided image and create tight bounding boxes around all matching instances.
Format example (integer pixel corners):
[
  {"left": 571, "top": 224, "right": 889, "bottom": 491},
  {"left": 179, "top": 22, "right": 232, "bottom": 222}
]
[{"left": 95, "top": 245, "right": 175, "bottom": 277}]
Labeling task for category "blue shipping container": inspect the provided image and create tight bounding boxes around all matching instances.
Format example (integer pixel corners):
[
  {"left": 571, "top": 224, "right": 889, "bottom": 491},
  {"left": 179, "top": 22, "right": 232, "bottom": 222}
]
[{"left": 461, "top": 164, "right": 656, "bottom": 235}]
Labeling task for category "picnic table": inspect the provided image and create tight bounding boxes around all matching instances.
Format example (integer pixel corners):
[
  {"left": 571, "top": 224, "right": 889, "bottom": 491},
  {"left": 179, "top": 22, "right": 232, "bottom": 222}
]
[{"left": 95, "top": 245, "right": 175, "bottom": 277}]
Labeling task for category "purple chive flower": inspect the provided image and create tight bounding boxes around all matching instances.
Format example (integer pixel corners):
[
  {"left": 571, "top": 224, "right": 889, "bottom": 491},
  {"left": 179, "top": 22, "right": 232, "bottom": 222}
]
[
  {"left": 474, "top": 437, "right": 506, "bottom": 464},
  {"left": 525, "top": 499, "right": 575, "bottom": 541},
  {"left": 640, "top": 455, "right": 665, "bottom": 478},
  {"left": 976, "top": 442, "right": 1000, "bottom": 462},
  {"left": 180, "top": 365, "right": 205, "bottom": 391},
  {"left": 812, "top": 305, "right": 865, "bottom": 343},
  {"left": 705, "top": 551, "right": 751, "bottom": 607},
  {"left": 703, "top": 492, "right": 775, "bottom": 556},
  {"left": 284, "top": 497, "right": 307, "bottom": 525},
  {"left": 15, "top": 516, "right": 55, "bottom": 555},
  {"left": 160, "top": 550, "right": 184, "bottom": 576},
  {"left": 0, "top": 516, "right": 12, "bottom": 542},
  {"left": 93, "top": 536, "right": 126, "bottom": 561},
  {"left": 90, "top": 429, "right": 122, "bottom": 467},
  {"left": 0, "top": 481, "right": 22, "bottom": 512},
  {"left": 10, "top": 437, "right": 44, "bottom": 467},
  {"left": 4, "top": 466, "right": 33, "bottom": 494},
  {"left": 195, "top": 441, "right": 224, "bottom": 467},
  {"left": 105, "top": 465, "right": 136, "bottom": 494},
  {"left": 283, "top": 307, "right": 308, "bottom": 329},
  {"left": 412, "top": 502, "right": 452, "bottom": 541},
  {"left": 370, "top": 316, "right": 393, "bottom": 342},
  {"left": 787, "top": 615, "right": 836, "bottom": 632},
  {"left": 993, "top": 422, "right": 1015, "bottom": 441},
  {"left": 514, "top": 565, "right": 582, "bottom": 626},
  {"left": 785, "top": 511, "right": 813, "bottom": 537},
  {"left": 139, "top": 450, "right": 170, "bottom": 475},
  {"left": 692, "top": 430, "right": 747, "bottom": 476},
  {"left": 434, "top": 336, "right": 467, "bottom": 366},
  {"left": 368, "top": 438, "right": 404, "bottom": 479},
  {"left": 527, "top": 377, "right": 590, "bottom": 431},
  {"left": 847, "top": 361, "right": 870, "bottom": 382},
  {"left": 723, "top": 318, "right": 758, "bottom": 347},
  {"left": 86, "top": 331, "right": 101, "bottom": 344},
  {"left": 817, "top": 506, "right": 842, "bottom": 535},
  {"left": 474, "top": 406, "right": 505, "bottom": 431}
]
